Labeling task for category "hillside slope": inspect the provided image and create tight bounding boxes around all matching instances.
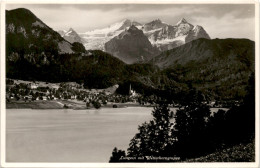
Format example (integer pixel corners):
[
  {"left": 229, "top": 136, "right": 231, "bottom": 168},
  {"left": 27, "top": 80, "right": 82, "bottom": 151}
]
[
  {"left": 6, "top": 8, "right": 75, "bottom": 60},
  {"left": 150, "top": 38, "right": 255, "bottom": 100}
]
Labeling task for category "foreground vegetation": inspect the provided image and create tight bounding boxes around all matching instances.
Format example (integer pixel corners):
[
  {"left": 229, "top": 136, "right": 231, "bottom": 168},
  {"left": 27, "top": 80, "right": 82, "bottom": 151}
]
[
  {"left": 186, "top": 140, "right": 254, "bottom": 162},
  {"left": 109, "top": 73, "right": 255, "bottom": 162}
]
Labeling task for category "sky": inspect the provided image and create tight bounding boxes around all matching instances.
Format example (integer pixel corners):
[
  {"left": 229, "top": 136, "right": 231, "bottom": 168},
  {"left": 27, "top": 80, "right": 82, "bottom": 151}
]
[{"left": 6, "top": 3, "right": 255, "bottom": 40}]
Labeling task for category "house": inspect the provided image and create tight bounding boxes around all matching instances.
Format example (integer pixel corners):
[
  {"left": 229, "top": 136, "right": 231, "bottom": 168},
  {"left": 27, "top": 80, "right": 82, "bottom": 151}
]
[
  {"left": 49, "top": 84, "right": 59, "bottom": 90},
  {"left": 209, "top": 101, "right": 216, "bottom": 107},
  {"left": 42, "top": 96, "right": 47, "bottom": 101},
  {"left": 28, "top": 83, "right": 38, "bottom": 89},
  {"left": 105, "top": 91, "right": 111, "bottom": 95}
]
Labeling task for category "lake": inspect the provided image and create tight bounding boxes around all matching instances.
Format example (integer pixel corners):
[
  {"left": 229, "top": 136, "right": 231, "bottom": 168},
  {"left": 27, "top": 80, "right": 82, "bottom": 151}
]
[
  {"left": 6, "top": 107, "right": 154, "bottom": 162},
  {"left": 6, "top": 107, "right": 225, "bottom": 162}
]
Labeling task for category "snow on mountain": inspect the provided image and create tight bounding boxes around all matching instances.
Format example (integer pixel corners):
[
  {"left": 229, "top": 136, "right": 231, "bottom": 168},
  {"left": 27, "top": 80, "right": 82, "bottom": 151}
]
[
  {"left": 57, "top": 30, "right": 67, "bottom": 36},
  {"left": 79, "top": 19, "right": 142, "bottom": 50},
  {"left": 185, "top": 25, "right": 210, "bottom": 43},
  {"left": 142, "top": 18, "right": 210, "bottom": 51},
  {"left": 58, "top": 28, "right": 83, "bottom": 44},
  {"left": 64, "top": 30, "right": 73, "bottom": 36},
  {"left": 78, "top": 18, "right": 210, "bottom": 51},
  {"left": 83, "top": 20, "right": 126, "bottom": 35},
  {"left": 176, "top": 18, "right": 188, "bottom": 25},
  {"left": 142, "top": 19, "right": 167, "bottom": 32},
  {"left": 104, "top": 25, "right": 159, "bottom": 64}
]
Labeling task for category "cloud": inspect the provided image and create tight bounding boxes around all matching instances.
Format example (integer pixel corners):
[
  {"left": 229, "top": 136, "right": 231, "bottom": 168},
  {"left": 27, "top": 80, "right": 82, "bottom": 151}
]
[{"left": 192, "top": 14, "right": 255, "bottom": 40}]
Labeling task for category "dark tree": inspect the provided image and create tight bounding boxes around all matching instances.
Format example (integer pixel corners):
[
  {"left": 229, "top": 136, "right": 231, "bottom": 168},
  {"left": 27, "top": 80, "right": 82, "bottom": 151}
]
[
  {"left": 223, "top": 72, "right": 255, "bottom": 144},
  {"left": 174, "top": 103, "right": 211, "bottom": 158},
  {"left": 127, "top": 102, "right": 174, "bottom": 157},
  {"left": 71, "top": 42, "right": 86, "bottom": 53},
  {"left": 109, "top": 147, "right": 126, "bottom": 162},
  {"left": 92, "top": 101, "right": 101, "bottom": 109}
]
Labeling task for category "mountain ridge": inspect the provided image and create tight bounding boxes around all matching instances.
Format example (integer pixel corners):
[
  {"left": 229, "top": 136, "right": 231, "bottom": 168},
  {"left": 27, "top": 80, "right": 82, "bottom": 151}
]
[{"left": 78, "top": 18, "right": 210, "bottom": 54}]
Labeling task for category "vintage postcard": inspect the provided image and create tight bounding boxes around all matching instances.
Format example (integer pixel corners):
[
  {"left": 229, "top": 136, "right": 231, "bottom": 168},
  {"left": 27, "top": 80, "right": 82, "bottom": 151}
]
[{"left": 0, "top": 0, "right": 259, "bottom": 167}]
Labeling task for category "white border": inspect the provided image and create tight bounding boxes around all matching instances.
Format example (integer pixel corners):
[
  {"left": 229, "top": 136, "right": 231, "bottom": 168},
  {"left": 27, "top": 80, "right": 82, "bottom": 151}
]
[
  {"left": 0, "top": 0, "right": 259, "bottom": 168},
  {"left": 1, "top": 0, "right": 259, "bottom": 4},
  {"left": 255, "top": 1, "right": 260, "bottom": 168},
  {"left": 0, "top": 1, "right": 6, "bottom": 167}
]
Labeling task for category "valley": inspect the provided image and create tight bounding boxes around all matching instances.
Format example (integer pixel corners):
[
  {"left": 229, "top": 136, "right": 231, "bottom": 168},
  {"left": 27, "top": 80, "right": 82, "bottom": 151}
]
[{"left": 5, "top": 8, "right": 255, "bottom": 102}]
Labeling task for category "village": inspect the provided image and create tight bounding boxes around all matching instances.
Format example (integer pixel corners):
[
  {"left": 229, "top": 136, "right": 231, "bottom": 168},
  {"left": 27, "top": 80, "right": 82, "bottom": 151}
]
[
  {"left": 5, "top": 79, "right": 149, "bottom": 109},
  {"left": 6, "top": 78, "right": 234, "bottom": 109}
]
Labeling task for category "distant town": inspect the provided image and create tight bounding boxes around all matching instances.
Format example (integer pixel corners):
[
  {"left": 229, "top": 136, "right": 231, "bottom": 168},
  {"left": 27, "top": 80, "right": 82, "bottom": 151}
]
[
  {"left": 6, "top": 79, "right": 146, "bottom": 109},
  {"left": 6, "top": 78, "right": 235, "bottom": 109}
]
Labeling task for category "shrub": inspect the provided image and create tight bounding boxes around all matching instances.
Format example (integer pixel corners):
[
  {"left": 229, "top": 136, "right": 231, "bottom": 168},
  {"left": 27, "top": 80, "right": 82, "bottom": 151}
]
[{"left": 92, "top": 101, "right": 101, "bottom": 109}]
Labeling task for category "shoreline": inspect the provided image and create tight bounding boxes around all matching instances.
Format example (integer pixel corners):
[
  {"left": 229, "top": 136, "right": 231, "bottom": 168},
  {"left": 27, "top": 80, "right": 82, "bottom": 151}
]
[
  {"left": 6, "top": 100, "right": 152, "bottom": 110},
  {"left": 6, "top": 100, "right": 228, "bottom": 112}
]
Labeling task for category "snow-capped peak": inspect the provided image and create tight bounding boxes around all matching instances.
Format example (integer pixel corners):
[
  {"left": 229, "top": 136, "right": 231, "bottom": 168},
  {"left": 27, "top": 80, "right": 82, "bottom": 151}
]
[
  {"left": 128, "top": 25, "right": 139, "bottom": 31},
  {"left": 123, "top": 19, "right": 131, "bottom": 23},
  {"left": 155, "top": 18, "right": 162, "bottom": 22},
  {"left": 176, "top": 18, "right": 188, "bottom": 25},
  {"left": 82, "top": 19, "right": 130, "bottom": 35},
  {"left": 57, "top": 30, "right": 67, "bottom": 37},
  {"left": 78, "top": 17, "right": 210, "bottom": 51},
  {"left": 150, "top": 19, "right": 163, "bottom": 24},
  {"left": 192, "top": 25, "right": 203, "bottom": 31},
  {"left": 68, "top": 28, "right": 75, "bottom": 32},
  {"left": 64, "top": 29, "right": 74, "bottom": 36}
]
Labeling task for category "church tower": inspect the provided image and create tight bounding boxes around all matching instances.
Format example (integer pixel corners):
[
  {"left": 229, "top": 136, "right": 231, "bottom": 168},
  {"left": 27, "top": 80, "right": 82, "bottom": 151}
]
[{"left": 129, "top": 84, "right": 132, "bottom": 95}]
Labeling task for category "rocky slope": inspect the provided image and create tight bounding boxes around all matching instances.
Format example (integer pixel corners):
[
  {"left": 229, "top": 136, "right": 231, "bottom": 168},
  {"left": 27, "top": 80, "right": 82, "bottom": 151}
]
[
  {"left": 104, "top": 25, "right": 160, "bottom": 64},
  {"left": 6, "top": 8, "right": 78, "bottom": 66}
]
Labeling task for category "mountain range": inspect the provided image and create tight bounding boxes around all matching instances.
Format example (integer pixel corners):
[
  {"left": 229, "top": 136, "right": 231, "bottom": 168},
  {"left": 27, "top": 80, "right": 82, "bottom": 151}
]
[
  {"left": 143, "top": 18, "right": 210, "bottom": 51},
  {"left": 61, "top": 18, "right": 210, "bottom": 63},
  {"left": 77, "top": 18, "right": 210, "bottom": 52},
  {"left": 6, "top": 8, "right": 255, "bottom": 101}
]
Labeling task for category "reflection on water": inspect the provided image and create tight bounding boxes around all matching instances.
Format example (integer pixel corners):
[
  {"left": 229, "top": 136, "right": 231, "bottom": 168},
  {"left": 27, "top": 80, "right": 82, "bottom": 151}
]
[{"left": 6, "top": 107, "right": 153, "bottom": 162}]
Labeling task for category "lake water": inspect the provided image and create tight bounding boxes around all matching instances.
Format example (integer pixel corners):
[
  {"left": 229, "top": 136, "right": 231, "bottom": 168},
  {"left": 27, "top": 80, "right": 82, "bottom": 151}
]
[
  {"left": 6, "top": 107, "right": 154, "bottom": 162},
  {"left": 6, "top": 107, "right": 225, "bottom": 162}
]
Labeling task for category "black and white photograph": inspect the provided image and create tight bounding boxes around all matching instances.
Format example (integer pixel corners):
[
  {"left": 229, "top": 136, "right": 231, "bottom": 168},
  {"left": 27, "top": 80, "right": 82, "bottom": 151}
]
[{"left": 0, "top": 0, "right": 259, "bottom": 166}]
